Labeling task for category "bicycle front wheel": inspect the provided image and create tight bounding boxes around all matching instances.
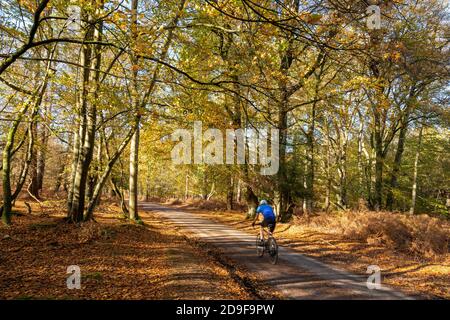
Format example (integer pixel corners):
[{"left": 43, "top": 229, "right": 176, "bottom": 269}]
[{"left": 268, "top": 236, "right": 278, "bottom": 264}]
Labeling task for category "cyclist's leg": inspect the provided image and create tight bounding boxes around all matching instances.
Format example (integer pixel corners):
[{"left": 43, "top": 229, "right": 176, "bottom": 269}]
[
  {"left": 261, "top": 219, "right": 269, "bottom": 241},
  {"left": 269, "top": 221, "right": 276, "bottom": 233},
  {"left": 262, "top": 218, "right": 275, "bottom": 234}
]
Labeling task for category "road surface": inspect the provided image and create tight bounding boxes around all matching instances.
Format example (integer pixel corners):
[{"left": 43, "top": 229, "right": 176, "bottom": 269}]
[{"left": 139, "top": 202, "right": 412, "bottom": 300}]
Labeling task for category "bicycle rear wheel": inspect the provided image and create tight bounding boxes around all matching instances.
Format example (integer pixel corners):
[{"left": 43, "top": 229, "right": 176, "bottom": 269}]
[
  {"left": 256, "top": 234, "right": 264, "bottom": 257},
  {"left": 268, "top": 236, "right": 278, "bottom": 264}
]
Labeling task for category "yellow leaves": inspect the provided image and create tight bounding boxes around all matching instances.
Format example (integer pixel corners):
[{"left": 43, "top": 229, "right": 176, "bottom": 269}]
[
  {"left": 298, "top": 12, "right": 322, "bottom": 25},
  {"left": 17, "top": 0, "right": 35, "bottom": 12},
  {"left": 343, "top": 76, "right": 372, "bottom": 90},
  {"left": 392, "top": 51, "right": 402, "bottom": 61},
  {"left": 382, "top": 51, "right": 402, "bottom": 62}
]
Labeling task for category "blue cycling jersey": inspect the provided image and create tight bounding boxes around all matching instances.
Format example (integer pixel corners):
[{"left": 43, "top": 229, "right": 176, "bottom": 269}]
[{"left": 256, "top": 204, "right": 276, "bottom": 221}]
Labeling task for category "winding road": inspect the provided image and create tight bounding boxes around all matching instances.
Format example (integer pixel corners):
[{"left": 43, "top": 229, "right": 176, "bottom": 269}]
[{"left": 140, "top": 202, "right": 413, "bottom": 300}]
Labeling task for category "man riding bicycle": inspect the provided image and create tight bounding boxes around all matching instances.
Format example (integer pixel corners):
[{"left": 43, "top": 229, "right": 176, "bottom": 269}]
[{"left": 252, "top": 200, "right": 276, "bottom": 239}]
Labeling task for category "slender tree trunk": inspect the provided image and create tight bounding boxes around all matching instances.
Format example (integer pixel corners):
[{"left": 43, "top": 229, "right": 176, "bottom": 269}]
[
  {"left": 111, "top": 177, "right": 129, "bottom": 217},
  {"left": 304, "top": 116, "right": 315, "bottom": 215},
  {"left": 145, "top": 162, "right": 151, "bottom": 201},
  {"left": 386, "top": 108, "right": 411, "bottom": 210},
  {"left": 368, "top": 28, "right": 385, "bottom": 211},
  {"left": 129, "top": 125, "right": 140, "bottom": 220},
  {"left": 357, "top": 111, "right": 366, "bottom": 209},
  {"left": 128, "top": 0, "right": 140, "bottom": 220},
  {"left": 54, "top": 159, "right": 66, "bottom": 193},
  {"left": 2, "top": 125, "right": 19, "bottom": 224},
  {"left": 184, "top": 174, "right": 189, "bottom": 200},
  {"left": 29, "top": 121, "right": 40, "bottom": 198},
  {"left": 206, "top": 182, "right": 215, "bottom": 200},
  {"left": 29, "top": 112, "right": 49, "bottom": 198},
  {"left": 1, "top": 56, "right": 51, "bottom": 224},
  {"left": 36, "top": 127, "right": 48, "bottom": 191},
  {"left": 84, "top": 124, "right": 137, "bottom": 220},
  {"left": 324, "top": 126, "right": 331, "bottom": 212},
  {"left": 226, "top": 176, "right": 234, "bottom": 210},
  {"left": 68, "top": 129, "right": 81, "bottom": 211},
  {"left": 374, "top": 112, "right": 384, "bottom": 211},
  {"left": 276, "top": 107, "right": 290, "bottom": 221},
  {"left": 11, "top": 121, "right": 35, "bottom": 201},
  {"left": 410, "top": 125, "right": 423, "bottom": 215},
  {"left": 337, "top": 146, "right": 348, "bottom": 209},
  {"left": 236, "top": 179, "right": 241, "bottom": 203}
]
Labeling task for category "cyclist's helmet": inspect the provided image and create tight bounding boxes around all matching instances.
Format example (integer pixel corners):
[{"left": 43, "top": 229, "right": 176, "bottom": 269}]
[{"left": 259, "top": 199, "right": 268, "bottom": 205}]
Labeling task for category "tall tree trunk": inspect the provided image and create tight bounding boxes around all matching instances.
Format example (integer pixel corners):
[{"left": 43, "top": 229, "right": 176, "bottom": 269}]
[
  {"left": 126, "top": 0, "right": 185, "bottom": 219},
  {"left": 128, "top": 0, "right": 140, "bottom": 221},
  {"left": 2, "top": 115, "right": 27, "bottom": 224},
  {"left": 54, "top": 158, "right": 66, "bottom": 193},
  {"left": 86, "top": 140, "right": 101, "bottom": 203},
  {"left": 68, "top": 7, "right": 95, "bottom": 221},
  {"left": 67, "top": 129, "right": 80, "bottom": 210},
  {"left": 357, "top": 111, "right": 366, "bottom": 209},
  {"left": 84, "top": 123, "right": 137, "bottom": 220},
  {"left": 11, "top": 121, "right": 35, "bottom": 201},
  {"left": 129, "top": 124, "right": 140, "bottom": 220},
  {"left": 304, "top": 104, "right": 315, "bottom": 215},
  {"left": 236, "top": 179, "right": 241, "bottom": 203},
  {"left": 1, "top": 54, "right": 52, "bottom": 224},
  {"left": 324, "top": 124, "right": 332, "bottom": 212},
  {"left": 184, "top": 173, "right": 189, "bottom": 200},
  {"left": 36, "top": 126, "right": 48, "bottom": 191},
  {"left": 374, "top": 110, "right": 384, "bottom": 211},
  {"left": 276, "top": 107, "right": 290, "bottom": 221},
  {"left": 2, "top": 103, "right": 38, "bottom": 223},
  {"left": 386, "top": 120, "right": 408, "bottom": 210},
  {"left": 337, "top": 145, "right": 348, "bottom": 209},
  {"left": 386, "top": 99, "right": 413, "bottom": 210},
  {"left": 226, "top": 176, "right": 234, "bottom": 210},
  {"left": 29, "top": 121, "right": 40, "bottom": 198},
  {"left": 29, "top": 105, "right": 49, "bottom": 199},
  {"left": 111, "top": 177, "right": 129, "bottom": 217},
  {"left": 368, "top": 27, "right": 385, "bottom": 211},
  {"left": 410, "top": 125, "right": 423, "bottom": 215},
  {"left": 145, "top": 162, "right": 151, "bottom": 201}
]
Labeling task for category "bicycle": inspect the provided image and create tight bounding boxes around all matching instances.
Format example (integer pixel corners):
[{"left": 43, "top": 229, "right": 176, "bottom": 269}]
[{"left": 254, "top": 222, "right": 278, "bottom": 264}]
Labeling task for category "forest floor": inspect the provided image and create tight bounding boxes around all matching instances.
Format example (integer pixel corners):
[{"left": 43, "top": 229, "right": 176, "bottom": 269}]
[
  {"left": 0, "top": 200, "right": 277, "bottom": 300},
  {"left": 166, "top": 201, "right": 450, "bottom": 299},
  {"left": 1, "top": 198, "right": 447, "bottom": 300}
]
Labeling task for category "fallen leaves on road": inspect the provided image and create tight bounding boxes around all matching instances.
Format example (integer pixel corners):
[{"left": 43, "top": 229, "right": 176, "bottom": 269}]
[{"left": 172, "top": 202, "right": 450, "bottom": 299}]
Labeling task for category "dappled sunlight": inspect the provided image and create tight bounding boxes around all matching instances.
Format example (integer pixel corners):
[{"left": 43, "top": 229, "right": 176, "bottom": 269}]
[
  {"left": 0, "top": 202, "right": 263, "bottom": 299},
  {"left": 172, "top": 200, "right": 450, "bottom": 299}
]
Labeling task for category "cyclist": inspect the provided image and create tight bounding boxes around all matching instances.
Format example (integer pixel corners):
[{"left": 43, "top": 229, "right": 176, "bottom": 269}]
[{"left": 252, "top": 200, "right": 276, "bottom": 241}]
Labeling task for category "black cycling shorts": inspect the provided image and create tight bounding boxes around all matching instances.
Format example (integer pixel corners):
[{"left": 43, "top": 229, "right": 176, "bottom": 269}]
[{"left": 261, "top": 219, "right": 276, "bottom": 233}]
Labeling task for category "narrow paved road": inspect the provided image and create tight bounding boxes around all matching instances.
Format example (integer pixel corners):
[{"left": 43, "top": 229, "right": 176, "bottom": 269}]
[{"left": 140, "top": 202, "right": 412, "bottom": 300}]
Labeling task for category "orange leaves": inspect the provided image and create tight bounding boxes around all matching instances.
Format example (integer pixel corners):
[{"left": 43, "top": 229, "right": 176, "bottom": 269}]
[{"left": 131, "top": 64, "right": 140, "bottom": 73}]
